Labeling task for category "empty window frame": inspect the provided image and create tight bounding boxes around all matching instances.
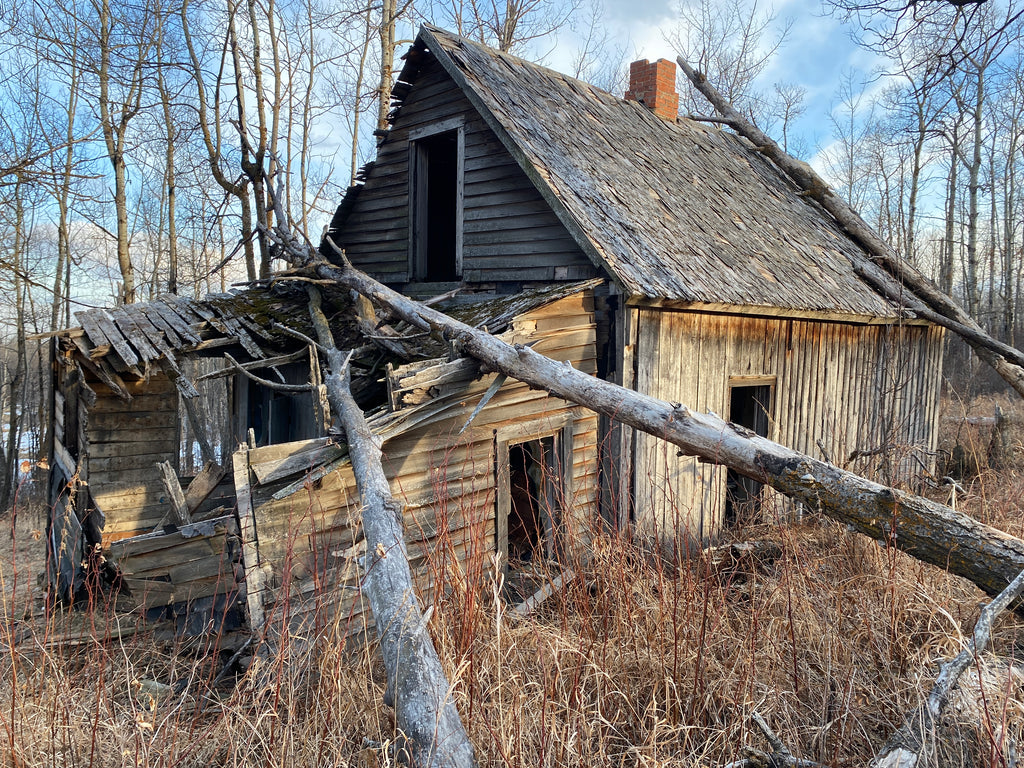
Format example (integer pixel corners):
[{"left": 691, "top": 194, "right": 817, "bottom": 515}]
[
  {"left": 409, "top": 119, "right": 464, "bottom": 282},
  {"left": 495, "top": 417, "right": 574, "bottom": 568},
  {"left": 725, "top": 378, "right": 774, "bottom": 526}
]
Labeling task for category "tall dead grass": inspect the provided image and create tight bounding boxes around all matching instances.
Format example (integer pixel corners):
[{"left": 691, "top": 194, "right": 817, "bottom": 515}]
[{"left": 1, "top": 404, "right": 1022, "bottom": 767}]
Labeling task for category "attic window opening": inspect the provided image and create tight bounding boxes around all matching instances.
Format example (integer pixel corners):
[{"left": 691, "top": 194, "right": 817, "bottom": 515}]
[{"left": 410, "top": 121, "right": 463, "bottom": 281}]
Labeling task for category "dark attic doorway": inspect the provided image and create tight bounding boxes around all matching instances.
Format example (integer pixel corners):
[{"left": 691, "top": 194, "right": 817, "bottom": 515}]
[
  {"left": 411, "top": 128, "right": 461, "bottom": 282},
  {"left": 725, "top": 380, "right": 773, "bottom": 526}
]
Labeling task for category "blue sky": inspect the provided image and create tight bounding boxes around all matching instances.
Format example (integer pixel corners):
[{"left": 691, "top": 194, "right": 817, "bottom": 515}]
[{"left": 544, "top": 0, "right": 884, "bottom": 162}]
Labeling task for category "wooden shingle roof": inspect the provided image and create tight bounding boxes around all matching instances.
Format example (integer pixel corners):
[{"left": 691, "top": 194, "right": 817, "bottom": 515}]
[{"left": 415, "top": 26, "right": 898, "bottom": 318}]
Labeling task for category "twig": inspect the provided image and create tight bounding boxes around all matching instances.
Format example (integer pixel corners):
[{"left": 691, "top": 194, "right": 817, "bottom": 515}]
[
  {"left": 722, "top": 712, "right": 829, "bottom": 768},
  {"left": 874, "top": 568, "right": 1024, "bottom": 767},
  {"left": 222, "top": 353, "right": 312, "bottom": 392},
  {"left": 195, "top": 349, "right": 309, "bottom": 382}
]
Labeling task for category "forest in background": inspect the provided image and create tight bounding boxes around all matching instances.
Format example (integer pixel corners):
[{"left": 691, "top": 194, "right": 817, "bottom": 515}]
[{"left": 2, "top": 0, "right": 1024, "bottom": 508}]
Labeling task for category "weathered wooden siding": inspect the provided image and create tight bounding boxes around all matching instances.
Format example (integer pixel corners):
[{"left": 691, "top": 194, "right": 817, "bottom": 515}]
[
  {"left": 85, "top": 373, "right": 181, "bottom": 543},
  {"left": 238, "top": 293, "right": 600, "bottom": 635},
  {"left": 337, "top": 56, "right": 596, "bottom": 285},
  {"left": 108, "top": 515, "right": 240, "bottom": 611},
  {"left": 632, "top": 307, "right": 945, "bottom": 538}
]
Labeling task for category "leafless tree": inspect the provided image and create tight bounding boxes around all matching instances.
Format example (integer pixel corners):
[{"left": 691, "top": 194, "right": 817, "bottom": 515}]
[{"left": 666, "top": 0, "right": 791, "bottom": 125}]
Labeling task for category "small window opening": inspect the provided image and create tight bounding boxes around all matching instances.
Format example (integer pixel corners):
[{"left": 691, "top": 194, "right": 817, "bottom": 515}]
[
  {"left": 726, "top": 384, "right": 772, "bottom": 526},
  {"left": 412, "top": 130, "right": 460, "bottom": 281}
]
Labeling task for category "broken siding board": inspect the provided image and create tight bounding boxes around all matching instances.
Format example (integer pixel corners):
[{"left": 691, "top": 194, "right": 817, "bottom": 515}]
[
  {"left": 87, "top": 412, "right": 177, "bottom": 431},
  {"left": 88, "top": 439, "right": 178, "bottom": 459},
  {"left": 250, "top": 443, "right": 345, "bottom": 485},
  {"left": 113, "top": 536, "right": 226, "bottom": 574},
  {"left": 232, "top": 448, "right": 265, "bottom": 629},
  {"left": 109, "top": 516, "right": 235, "bottom": 556},
  {"left": 125, "top": 574, "right": 237, "bottom": 610},
  {"left": 89, "top": 453, "right": 178, "bottom": 474}
]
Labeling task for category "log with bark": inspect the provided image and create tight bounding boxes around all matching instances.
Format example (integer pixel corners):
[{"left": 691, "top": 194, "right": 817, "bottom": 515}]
[
  {"left": 675, "top": 56, "right": 1024, "bottom": 399},
  {"left": 303, "top": 286, "right": 477, "bottom": 768}
]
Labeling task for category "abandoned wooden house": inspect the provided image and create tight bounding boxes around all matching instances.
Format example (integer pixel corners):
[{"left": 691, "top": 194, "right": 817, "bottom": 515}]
[
  {"left": 46, "top": 279, "right": 600, "bottom": 633},
  {"left": 322, "top": 26, "right": 944, "bottom": 532},
  {"left": 44, "top": 25, "right": 943, "bottom": 634}
]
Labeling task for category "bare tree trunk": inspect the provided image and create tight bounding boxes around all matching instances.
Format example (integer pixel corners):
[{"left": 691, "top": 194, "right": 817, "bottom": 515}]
[
  {"left": 676, "top": 57, "right": 1024, "bottom": 400},
  {"left": 1, "top": 188, "right": 27, "bottom": 510},
  {"left": 942, "top": 126, "right": 960, "bottom": 296},
  {"left": 156, "top": 14, "right": 178, "bottom": 295},
  {"left": 96, "top": 0, "right": 151, "bottom": 304},
  {"left": 305, "top": 287, "right": 477, "bottom": 768},
  {"left": 376, "top": 0, "right": 396, "bottom": 132},
  {"left": 964, "top": 68, "right": 985, "bottom": 318},
  {"left": 351, "top": 0, "right": 373, "bottom": 184}
]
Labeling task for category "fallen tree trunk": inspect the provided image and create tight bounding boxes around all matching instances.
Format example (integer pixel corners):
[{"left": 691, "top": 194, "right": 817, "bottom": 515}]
[
  {"left": 675, "top": 57, "right": 1024, "bottom": 399},
  {"left": 304, "top": 287, "right": 477, "bottom": 768},
  {"left": 300, "top": 244, "right": 1024, "bottom": 603}
]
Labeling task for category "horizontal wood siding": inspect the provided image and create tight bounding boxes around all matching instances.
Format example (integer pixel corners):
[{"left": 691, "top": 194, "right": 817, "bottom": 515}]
[
  {"left": 633, "top": 309, "right": 944, "bottom": 537},
  {"left": 244, "top": 293, "right": 599, "bottom": 635},
  {"left": 84, "top": 373, "right": 181, "bottom": 543},
  {"left": 109, "top": 515, "right": 240, "bottom": 610},
  {"left": 337, "top": 56, "right": 595, "bottom": 285}
]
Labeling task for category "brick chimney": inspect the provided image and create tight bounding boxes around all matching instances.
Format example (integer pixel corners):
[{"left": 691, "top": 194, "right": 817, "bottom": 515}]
[{"left": 625, "top": 58, "right": 679, "bottom": 121}]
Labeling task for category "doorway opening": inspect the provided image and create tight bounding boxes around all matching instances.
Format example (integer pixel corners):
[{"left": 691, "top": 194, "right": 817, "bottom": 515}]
[
  {"left": 506, "top": 437, "right": 557, "bottom": 562},
  {"left": 411, "top": 128, "right": 461, "bottom": 281},
  {"left": 725, "top": 382, "right": 772, "bottom": 526}
]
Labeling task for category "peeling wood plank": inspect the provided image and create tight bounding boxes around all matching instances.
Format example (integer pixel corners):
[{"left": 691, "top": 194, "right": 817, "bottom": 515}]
[
  {"left": 184, "top": 462, "right": 227, "bottom": 513},
  {"left": 112, "top": 305, "right": 161, "bottom": 363},
  {"left": 251, "top": 443, "right": 346, "bottom": 485},
  {"left": 232, "top": 447, "right": 265, "bottom": 629}
]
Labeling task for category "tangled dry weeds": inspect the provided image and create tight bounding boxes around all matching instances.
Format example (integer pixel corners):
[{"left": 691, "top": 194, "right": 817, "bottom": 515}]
[{"left": 0, "top": 398, "right": 1022, "bottom": 767}]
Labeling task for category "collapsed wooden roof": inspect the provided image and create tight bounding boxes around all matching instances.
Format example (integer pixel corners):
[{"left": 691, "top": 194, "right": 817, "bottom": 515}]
[
  {"left": 56, "top": 285, "right": 362, "bottom": 400},
  {"left": 55, "top": 279, "right": 602, "bottom": 405},
  {"left": 375, "top": 26, "right": 901, "bottom": 318}
]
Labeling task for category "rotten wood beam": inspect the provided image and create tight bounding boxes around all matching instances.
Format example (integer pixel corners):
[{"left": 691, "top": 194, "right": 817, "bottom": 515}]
[{"left": 156, "top": 461, "right": 192, "bottom": 527}]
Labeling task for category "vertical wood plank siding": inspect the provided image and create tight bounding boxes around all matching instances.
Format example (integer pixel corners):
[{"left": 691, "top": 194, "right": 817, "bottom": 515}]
[
  {"left": 337, "top": 57, "right": 596, "bottom": 284},
  {"left": 244, "top": 293, "right": 600, "bottom": 636},
  {"left": 633, "top": 309, "right": 944, "bottom": 537}
]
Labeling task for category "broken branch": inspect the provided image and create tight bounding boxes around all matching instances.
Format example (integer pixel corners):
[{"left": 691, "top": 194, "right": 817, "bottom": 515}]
[
  {"left": 221, "top": 353, "right": 312, "bottom": 393},
  {"left": 874, "top": 567, "right": 1024, "bottom": 767}
]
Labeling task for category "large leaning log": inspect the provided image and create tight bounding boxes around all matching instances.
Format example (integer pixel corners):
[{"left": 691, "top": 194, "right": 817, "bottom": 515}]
[
  {"left": 304, "top": 287, "right": 477, "bottom": 768},
  {"left": 674, "top": 56, "right": 1024, "bottom": 399},
  {"left": 301, "top": 244, "right": 1024, "bottom": 603}
]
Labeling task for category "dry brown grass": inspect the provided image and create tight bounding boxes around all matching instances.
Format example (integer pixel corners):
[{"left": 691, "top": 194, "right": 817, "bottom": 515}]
[{"left": 1, "top": 401, "right": 1023, "bottom": 767}]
